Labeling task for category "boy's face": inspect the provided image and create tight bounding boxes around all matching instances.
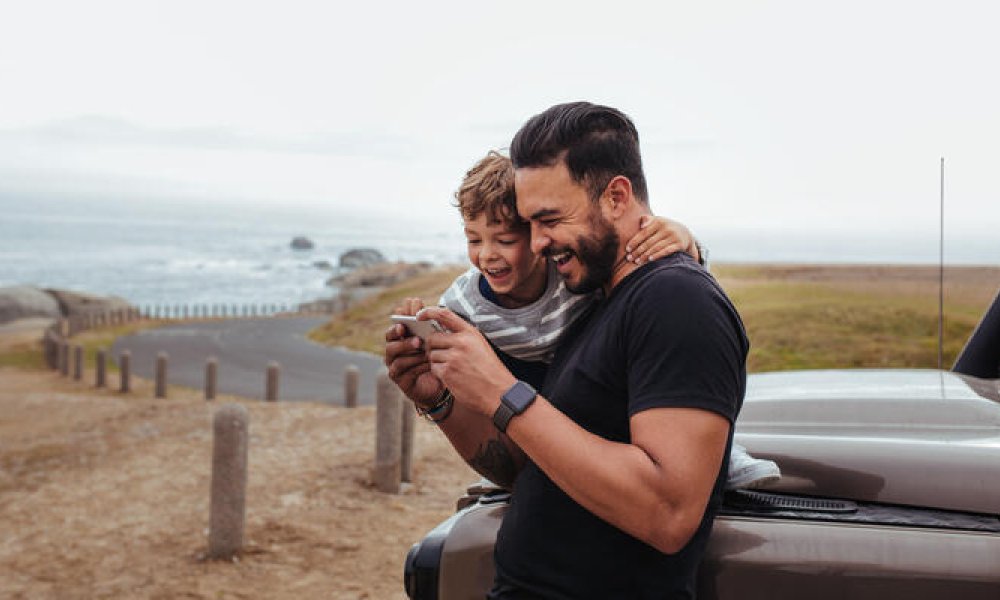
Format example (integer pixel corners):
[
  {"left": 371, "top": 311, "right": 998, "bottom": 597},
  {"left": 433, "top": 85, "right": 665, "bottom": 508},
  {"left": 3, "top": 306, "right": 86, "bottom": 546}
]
[{"left": 464, "top": 213, "right": 547, "bottom": 307}]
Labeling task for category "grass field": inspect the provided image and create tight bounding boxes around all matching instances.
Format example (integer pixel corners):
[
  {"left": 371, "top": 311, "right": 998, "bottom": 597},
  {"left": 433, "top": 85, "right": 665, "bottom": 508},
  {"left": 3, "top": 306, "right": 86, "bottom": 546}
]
[
  {"left": 308, "top": 266, "right": 466, "bottom": 355},
  {"left": 0, "top": 321, "right": 168, "bottom": 371},
  {"left": 310, "top": 263, "right": 1000, "bottom": 373}
]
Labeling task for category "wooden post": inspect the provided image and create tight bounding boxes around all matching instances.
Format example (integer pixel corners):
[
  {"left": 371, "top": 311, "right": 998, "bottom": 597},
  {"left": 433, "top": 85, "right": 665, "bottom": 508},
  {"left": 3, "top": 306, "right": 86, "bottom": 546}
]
[
  {"left": 208, "top": 403, "right": 249, "bottom": 560},
  {"left": 43, "top": 330, "right": 58, "bottom": 369},
  {"left": 155, "top": 352, "right": 168, "bottom": 398},
  {"left": 119, "top": 350, "right": 131, "bottom": 393},
  {"left": 72, "top": 345, "right": 83, "bottom": 381},
  {"left": 205, "top": 357, "right": 217, "bottom": 401},
  {"left": 59, "top": 342, "right": 69, "bottom": 376},
  {"left": 344, "top": 364, "right": 359, "bottom": 408},
  {"left": 374, "top": 371, "right": 402, "bottom": 493},
  {"left": 401, "top": 401, "right": 415, "bottom": 483},
  {"left": 96, "top": 348, "right": 106, "bottom": 388},
  {"left": 265, "top": 361, "right": 279, "bottom": 402}
]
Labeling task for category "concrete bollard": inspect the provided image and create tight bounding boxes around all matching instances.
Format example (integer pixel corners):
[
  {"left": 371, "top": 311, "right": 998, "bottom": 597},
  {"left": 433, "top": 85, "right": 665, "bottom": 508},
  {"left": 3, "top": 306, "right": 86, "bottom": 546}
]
[
  {"left": 119, "top": 350, "right": 131, "bottom": 393},
  {"left": 208, "top": 403, "right": 249, "bottom": 560},
  {"left": 59, "top": 342, "right": 69, "bottom": 376},
  {"left": 374, "top": 371, "right": 403, "bottom": 493},
  {"left": 155, "top": 352, "right": 168, "bottom": 398},
  {"left": 265, "top": 361, "right": 279, "bottom": 402},
  {"left": 72, "top": 345, "right": 83, "bottom": 381},
  {"left": 96, "top": 348, "right": 106, "bottom": 388},
  {"left": 344, "top": 364, "right": 359, "bottom": 408},
  {"left": 205, "top": 357, "right": 217, "bottom": 401},
  {"left": 401, "top": 401, "right": 415, "bottom": 483}
]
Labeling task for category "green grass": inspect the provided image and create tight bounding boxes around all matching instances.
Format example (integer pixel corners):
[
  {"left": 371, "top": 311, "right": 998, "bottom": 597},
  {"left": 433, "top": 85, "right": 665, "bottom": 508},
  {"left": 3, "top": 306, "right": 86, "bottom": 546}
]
[
  {"left": 0, "top": 344, "right": 47, "bottom": 369},
  {"left": 0, "top": 321, "right": 168, "bottom": 373},
  {"left": 311, "top": 263, "right": 996, "bottom": 373},
  {"left": 308, "top": 266, "right": 466, "bottom": 355},
  {"left": 723, "top": 281, "right": 980, "bottom": 372},
  {"left": 7, "top": 265, "right": 992, "bottom": 376}
]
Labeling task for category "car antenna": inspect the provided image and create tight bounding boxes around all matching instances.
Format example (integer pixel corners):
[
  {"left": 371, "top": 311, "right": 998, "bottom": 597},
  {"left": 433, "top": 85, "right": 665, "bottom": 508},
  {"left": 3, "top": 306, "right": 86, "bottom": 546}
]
[{"left": 938, "top": 157, "right": 945, "bottom": 370}]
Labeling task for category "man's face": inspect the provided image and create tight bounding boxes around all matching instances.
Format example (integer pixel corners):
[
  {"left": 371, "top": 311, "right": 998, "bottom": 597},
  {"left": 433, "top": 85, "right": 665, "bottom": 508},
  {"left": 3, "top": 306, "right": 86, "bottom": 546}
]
[{"left": 514, "top": 161, "right": 620, "bottom": 294}]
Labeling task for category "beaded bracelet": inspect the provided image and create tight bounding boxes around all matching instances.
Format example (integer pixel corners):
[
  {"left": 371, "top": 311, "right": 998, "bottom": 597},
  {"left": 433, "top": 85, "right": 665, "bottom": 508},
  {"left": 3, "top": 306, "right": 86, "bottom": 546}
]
[{"left": 416, "top": 389, "right": 454, "bottom": 424}]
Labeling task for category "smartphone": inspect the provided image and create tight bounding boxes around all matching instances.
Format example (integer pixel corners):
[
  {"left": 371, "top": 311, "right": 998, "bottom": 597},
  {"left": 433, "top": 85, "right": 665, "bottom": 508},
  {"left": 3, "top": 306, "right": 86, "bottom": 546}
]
[{"left": 390, "top": 314, "right": 446, "bottom": 340}]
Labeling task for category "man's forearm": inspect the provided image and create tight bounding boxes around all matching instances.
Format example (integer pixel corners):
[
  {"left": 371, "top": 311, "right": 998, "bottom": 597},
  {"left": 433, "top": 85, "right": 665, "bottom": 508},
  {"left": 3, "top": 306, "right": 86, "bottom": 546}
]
[{"left": 436, "top": 402, "right": 525, "bottom": 489}]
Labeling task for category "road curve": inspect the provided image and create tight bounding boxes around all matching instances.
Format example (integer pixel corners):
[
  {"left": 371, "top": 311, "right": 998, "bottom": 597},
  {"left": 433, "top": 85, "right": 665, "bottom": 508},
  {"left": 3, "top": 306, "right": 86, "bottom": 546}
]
[{"left": 111, "top": 317, "right": 385, "bottom": 404}]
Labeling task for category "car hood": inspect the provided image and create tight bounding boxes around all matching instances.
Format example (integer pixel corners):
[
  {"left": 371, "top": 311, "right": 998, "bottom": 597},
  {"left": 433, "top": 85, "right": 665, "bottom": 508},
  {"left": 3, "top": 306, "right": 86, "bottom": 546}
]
[{"left": 735, "top": 369, "right": 1000, "bottom": 515}]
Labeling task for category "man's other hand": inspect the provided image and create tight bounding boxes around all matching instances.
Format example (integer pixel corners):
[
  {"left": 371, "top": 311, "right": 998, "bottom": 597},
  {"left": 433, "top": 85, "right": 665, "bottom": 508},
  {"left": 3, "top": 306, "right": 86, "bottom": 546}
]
[{"left": 419, "top": 307, "right": 516, "bottom": 417}]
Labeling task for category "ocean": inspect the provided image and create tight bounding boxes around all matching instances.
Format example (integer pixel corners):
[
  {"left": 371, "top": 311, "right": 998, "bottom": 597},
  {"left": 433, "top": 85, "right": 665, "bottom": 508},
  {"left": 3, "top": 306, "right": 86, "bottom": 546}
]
[
  {"left": 0, "top": 196, "right": 468, "bottom": 307},
  {"left": 1, "top": 195, "right": 994, "bottom": 307}
]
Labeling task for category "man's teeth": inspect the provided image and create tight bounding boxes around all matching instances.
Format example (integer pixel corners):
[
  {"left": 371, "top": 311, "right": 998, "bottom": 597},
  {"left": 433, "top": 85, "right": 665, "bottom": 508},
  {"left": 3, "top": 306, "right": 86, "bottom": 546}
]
[{"left": 551, "top": 252, "right": 571, "bottom": 265}]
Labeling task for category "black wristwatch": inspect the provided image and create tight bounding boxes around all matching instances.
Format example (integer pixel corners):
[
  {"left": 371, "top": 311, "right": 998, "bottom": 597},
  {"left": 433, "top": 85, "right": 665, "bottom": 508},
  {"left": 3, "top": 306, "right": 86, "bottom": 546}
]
[{"left": 493, "top": 381, "right": 537, "bottom": 433}]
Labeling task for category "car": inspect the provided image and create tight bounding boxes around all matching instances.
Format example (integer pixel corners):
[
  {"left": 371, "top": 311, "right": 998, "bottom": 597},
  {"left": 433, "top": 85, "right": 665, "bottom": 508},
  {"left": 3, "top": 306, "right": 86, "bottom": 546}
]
[{"left": 403, "top": 292, "right": 1000, "bottom": 599}]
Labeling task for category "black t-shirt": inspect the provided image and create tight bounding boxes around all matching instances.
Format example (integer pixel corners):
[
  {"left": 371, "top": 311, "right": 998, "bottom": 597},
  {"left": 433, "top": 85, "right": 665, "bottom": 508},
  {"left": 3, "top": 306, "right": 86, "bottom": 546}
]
[{"left": 490, "top": 254, "right": 749, "bottom": 600}]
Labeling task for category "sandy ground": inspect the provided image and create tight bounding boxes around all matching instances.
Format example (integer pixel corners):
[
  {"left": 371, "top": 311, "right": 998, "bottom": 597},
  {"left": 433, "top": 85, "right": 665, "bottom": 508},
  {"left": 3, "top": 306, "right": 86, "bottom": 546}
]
[{"left": 0, "top": 365, "right": 477, "bottom": 599}]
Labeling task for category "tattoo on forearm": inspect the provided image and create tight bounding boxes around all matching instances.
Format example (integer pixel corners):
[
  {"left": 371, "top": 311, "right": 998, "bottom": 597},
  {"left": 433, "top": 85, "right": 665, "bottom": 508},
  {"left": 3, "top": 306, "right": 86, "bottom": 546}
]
[{"left": 470, "top": 436, "right": 518, "bottom": 489}]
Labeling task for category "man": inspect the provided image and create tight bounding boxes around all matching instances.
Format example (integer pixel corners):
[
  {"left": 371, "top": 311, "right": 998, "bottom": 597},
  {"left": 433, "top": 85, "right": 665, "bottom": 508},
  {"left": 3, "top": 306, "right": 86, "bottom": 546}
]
[{"left": 385, "top": 102, "right": 748, "bottom": 598}]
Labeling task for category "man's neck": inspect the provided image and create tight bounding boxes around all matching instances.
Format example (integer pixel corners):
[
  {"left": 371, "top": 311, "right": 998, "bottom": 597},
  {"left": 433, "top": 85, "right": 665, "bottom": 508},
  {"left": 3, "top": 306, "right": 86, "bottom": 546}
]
[{"left": 604, "top": 253, "right": 639, "bottom": 294}]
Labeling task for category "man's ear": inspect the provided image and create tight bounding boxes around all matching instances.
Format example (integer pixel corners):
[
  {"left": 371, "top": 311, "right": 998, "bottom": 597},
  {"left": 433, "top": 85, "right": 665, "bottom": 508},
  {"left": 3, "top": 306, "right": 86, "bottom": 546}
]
[{"left": 602, "top": 176, "right": 633, "bottom": 220}]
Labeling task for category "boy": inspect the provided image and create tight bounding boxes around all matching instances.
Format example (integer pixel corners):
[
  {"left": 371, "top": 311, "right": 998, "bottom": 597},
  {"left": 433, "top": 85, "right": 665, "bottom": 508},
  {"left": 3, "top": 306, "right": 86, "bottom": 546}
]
[{"left": 400, "top": 150, "right": 778, "bottom": 489}]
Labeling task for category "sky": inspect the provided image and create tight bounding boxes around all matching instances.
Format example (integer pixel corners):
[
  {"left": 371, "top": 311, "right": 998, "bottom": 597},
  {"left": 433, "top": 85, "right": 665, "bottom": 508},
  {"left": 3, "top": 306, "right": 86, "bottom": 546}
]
[{"left": 1, "top": 0, "right": 997, "bottom": 262}]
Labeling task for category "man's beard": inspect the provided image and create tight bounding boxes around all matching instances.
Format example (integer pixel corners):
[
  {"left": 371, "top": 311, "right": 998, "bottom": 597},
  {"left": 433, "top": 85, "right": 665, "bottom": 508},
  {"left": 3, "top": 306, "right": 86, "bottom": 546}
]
[{"left": 559, "top": 210, "right": 620, "bottom": 295}]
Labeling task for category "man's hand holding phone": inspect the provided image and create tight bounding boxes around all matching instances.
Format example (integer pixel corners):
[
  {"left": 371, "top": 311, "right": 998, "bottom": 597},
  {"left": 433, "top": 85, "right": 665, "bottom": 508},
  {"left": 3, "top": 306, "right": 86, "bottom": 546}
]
[{"left": 384, "top": 299, "right": 447, "bottom": 408}]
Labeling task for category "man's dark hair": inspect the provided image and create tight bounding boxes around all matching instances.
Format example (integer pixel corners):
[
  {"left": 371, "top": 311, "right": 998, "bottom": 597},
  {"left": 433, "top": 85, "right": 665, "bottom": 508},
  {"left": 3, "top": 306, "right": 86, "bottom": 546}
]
[{"left": 509, "top": 101, "right": 648, "bottom": 204}]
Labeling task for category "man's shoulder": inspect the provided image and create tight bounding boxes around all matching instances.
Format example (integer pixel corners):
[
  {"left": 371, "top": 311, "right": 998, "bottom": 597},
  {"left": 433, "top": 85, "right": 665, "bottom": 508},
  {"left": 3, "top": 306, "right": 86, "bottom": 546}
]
[{"left": 620, "top": 253, "right": 723, "bottom": 305}]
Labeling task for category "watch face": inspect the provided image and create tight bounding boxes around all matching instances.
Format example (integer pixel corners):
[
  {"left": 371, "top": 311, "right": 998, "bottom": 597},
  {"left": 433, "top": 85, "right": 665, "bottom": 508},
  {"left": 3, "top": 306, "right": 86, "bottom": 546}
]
[{"left": 503, "top": 381, "right": 537, "bottom": 412}]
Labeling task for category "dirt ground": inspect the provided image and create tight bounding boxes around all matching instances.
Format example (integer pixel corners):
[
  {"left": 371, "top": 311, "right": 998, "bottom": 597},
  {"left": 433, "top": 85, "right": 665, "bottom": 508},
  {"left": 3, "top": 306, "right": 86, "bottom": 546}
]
[{"left": 0, "top": 365, "right": 477, "bottom": 599}]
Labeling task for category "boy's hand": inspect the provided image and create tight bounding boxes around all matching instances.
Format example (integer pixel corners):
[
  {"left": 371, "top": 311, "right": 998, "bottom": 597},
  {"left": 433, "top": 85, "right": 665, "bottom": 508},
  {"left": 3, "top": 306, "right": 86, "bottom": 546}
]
[
  {"left": 394, "top": 296, "right": 426, "bottom": 317},
  {"left": 625, "top": 216, "right": 700, "bottom": 264}
]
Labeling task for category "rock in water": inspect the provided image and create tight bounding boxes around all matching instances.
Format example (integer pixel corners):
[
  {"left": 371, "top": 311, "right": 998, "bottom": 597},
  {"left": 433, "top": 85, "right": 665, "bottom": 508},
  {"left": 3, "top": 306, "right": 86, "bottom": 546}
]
[
  {"left": 339, "top": 248, "right": 385, "bottom": 269},
  {"left": 0, "top": 286, "right": 61, "bottom": 325},
  {"left": 290, "top": 236, "right": 315, "bottom": 250}
]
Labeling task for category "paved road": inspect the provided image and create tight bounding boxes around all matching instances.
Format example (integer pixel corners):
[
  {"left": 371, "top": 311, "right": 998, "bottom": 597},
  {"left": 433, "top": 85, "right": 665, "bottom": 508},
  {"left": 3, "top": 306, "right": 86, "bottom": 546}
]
[{"left": 111, "top": 317, "right": 385, "bottom": 404}]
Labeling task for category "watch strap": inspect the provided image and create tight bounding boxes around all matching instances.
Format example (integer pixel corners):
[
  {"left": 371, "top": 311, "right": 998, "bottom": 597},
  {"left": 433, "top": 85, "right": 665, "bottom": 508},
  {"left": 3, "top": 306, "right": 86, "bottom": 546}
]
[{"left": 492, "top": 401, "right": 517, "bottom": 432}]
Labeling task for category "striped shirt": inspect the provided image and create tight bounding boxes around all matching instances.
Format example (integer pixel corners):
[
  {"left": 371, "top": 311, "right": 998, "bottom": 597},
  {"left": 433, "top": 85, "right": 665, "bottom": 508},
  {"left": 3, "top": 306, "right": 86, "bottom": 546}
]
[{"left": 439, "top": 263, "right": 595, "bottom": 363}]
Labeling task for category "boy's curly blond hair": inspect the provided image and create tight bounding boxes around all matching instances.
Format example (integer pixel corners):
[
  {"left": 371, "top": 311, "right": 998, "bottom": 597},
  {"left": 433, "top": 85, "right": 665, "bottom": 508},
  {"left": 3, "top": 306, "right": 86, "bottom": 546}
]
[{"left": 454, "top": 151, "right": 525, "bottom": 227}]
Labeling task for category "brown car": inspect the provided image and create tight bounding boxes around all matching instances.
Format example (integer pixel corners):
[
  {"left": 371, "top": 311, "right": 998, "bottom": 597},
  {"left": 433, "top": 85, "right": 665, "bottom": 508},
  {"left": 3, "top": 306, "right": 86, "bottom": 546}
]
[{"left": 404, "top": 293, "right": 1000, "bottom": 599}]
